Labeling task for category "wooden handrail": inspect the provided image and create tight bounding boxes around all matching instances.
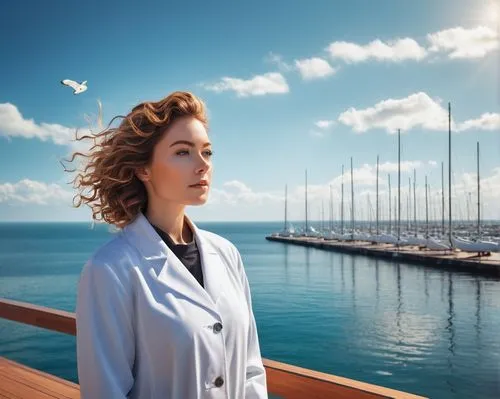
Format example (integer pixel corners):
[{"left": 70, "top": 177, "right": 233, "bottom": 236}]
[
  {"left": 0, "top": 298, "right": 76, "bottom": 335},
  {"left": 0, "top": 298, "right": 427, "bottom": 398}
]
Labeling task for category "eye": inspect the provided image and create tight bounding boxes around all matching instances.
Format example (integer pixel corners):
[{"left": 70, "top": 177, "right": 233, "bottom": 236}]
[
  {"left": 176, "top": 150, "right": 189, "bottom": 156},
  {"left": 203, "top": 149, "right": 213, "bottom": 157}
]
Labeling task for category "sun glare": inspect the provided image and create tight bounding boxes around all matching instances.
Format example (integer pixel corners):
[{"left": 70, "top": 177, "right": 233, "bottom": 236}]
[{"left": 480, "top": 1, "right": 499, "bottom": 26}]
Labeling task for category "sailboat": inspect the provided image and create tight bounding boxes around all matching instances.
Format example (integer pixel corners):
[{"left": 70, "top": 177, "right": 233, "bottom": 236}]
[
  {"left": 370, "top": 133, "right": 406, "bottom": 245},
  {"left": 277, "top": 184, "right": 296, "bottom": 237},
  {"left": 331, "top": 165, "right": 352, "bottom": 241},
  {"left": 324, "top": 185, "right": 337, "bottom": 240},
  {"left": 451, "top": 235, "right": 498, "bottom": 253},
  {"left": 423, "top": 165, "right": 451, "bottom": 250},
  {"left": 404, "top": 169, "right": 428, "bottom": 246},
  {"left": 450, "top": 141, "right": 499, "bottom": 253}
]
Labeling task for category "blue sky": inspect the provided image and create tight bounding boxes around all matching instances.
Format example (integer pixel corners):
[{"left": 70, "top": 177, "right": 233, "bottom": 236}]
[{"left": 0, "top": 0, "right": 499, "bottom": 222}]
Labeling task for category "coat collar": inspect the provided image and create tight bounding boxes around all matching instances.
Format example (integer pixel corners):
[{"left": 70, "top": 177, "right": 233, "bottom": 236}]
[{"left": 123, "top": 212, "right": 226, "bottom": 313}]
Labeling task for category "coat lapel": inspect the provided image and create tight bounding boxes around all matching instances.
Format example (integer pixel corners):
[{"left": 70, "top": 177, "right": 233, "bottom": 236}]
[
  {"left": 186, "top": 217, "right": 226, "bottom": 305},
  {"left": 123, "top": 212, "right": 226, "bottom": 313}
]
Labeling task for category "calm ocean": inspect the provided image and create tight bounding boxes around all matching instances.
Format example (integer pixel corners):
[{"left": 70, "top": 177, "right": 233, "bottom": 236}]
[{"left": 0, "top": 221, "right": 499, "bottom": 398}]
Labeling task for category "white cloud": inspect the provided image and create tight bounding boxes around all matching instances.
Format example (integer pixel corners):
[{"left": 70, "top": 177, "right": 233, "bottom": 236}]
[
  {"left": 298, "top": 162, "right": 426, "bottom": 205},
  {"left": 208, "top": 180, "right": 282, "bottom": 206},
  {"left": 338, "top": 92, "right": 500, "bottom": 134},
  {"left": 379, "top": 161, "right": 423, "bottom": 173},
  {"left": 0, "top": 179, "right": 73, "bottom": 205},
  {"left": 457, "top": 112, "right": 500, "bottom": 132},
  {"left": 342, "top": 164, "right": 379, "bottom": 186},
  {"left": 330, "top": 161, "right": 424, "bottom": 187},
  {"left": 338, "top": 92, "right": 450, "bottom": 133},
  {"left": 481, "top": 167, "right": 500, "bottom": 200},
  {"left": 3, "top": 170, "right": 499, "bottom": 221},
  {"left": 0, "top": 101, "right": 104, "bottom": 156},
  {"left": 310, "top": 120, "right": 336, "bottom": 137},
  {"left": 223, "top": 180, "right": 252, "bottom": 194},
  {"left": 0, "top": 103, "right": 76, "bottom": 145},
  {"left": 326, "top": 38, "right": 427, "bottom": 63},
  {"left": 290, "top": 166, "right": 500, "bottom": 220},
  {"left": 265, "top": 53, "right": 337, "bottom": 80},
  {"left": 449, "top": 167, "right": 500, "bottom": 220},
  {"left": 324, "top": 26, "right": 498, "bottom": 64},
  {"left": 294, "top": 57, "right": 337, "bottom": 80},
  {"left": 264, "top": 52, "right": 293, "bottom": 72},
  {"left": 315, "top": 120, "right": 336, "bottom": 129},
  {"left": 427, "top": 26, "right": 499, "bottom": 59},
  {"left": 428, "top": 160, "right": 438, "bottom": 166},
  {"left": 201, "top": 72, "right": 289, "bottom": 97},
  {"left": 0, "top": 178, "right": 285, "bottom": 219}
]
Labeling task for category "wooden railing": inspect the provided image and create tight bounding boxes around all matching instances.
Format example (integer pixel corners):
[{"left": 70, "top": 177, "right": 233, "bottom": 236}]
[{"left": 0, "top": 298, "right": 427, "bottom": 398}]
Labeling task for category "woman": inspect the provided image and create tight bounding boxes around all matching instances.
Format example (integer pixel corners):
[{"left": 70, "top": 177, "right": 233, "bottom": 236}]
[{"left": 69, "top": 92, "right": 268, "bottom": 398}]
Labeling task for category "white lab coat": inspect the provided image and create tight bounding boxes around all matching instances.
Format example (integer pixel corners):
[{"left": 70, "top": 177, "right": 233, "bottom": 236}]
[{"left": 76, "top": 212, "right": 268, "bottom": 399}]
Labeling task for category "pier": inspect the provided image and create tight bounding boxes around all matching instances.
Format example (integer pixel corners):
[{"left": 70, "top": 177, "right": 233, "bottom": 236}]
[{"left": 265, "top": 236, "right": 500, "bottom": 277}]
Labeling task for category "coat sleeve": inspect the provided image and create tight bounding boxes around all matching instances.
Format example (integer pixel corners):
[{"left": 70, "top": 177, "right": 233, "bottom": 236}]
[
  {"left": 76, "top": 258, "right": 135, "bottom": 399},
  {"left": 235, "top": 249, "right": 268, "bottom": 398}
]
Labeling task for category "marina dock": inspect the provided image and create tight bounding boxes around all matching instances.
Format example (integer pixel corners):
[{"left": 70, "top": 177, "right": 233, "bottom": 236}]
[{"left": 266, "top": 235, "right": 500, "bottom": 277}]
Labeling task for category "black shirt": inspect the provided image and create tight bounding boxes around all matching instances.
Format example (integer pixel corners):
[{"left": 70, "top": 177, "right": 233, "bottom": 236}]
[{"left": 152, "top": 225, "right": 205, "bottom": 288}]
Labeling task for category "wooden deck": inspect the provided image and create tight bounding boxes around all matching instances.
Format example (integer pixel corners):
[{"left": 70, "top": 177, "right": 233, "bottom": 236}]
[
  {"left": 0, "top": 298, "right": 428, "bottom": 398},
  {"left": 0, "top": 357, "right": 79, "bottom": 399}
]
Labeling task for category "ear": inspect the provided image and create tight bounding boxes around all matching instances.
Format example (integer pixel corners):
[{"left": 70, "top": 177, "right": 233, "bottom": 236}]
[{"left": 135, "top": 166, "right": 151, "bottom": 182}]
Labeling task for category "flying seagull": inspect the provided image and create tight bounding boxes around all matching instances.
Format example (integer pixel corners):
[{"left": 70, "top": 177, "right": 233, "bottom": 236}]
[{"left": 61, "top": 79, "right": 88, "bottom": 94}]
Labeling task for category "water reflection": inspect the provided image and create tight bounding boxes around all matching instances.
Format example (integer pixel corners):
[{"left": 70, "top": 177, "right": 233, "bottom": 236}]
[
  {"left": 475, "top": 278, "right": 481, "bottom": 345},
  {"left": 441, "top": 272, "right": 445, "bottom": 302},
  {"left": 340, "top": 254, "right": 345, "bottom": 291},
  {"left": 424, "top": 268, "right": 429, "bottom": 303},
  {"left": 396, "top": 264, "right": 402, "bottom": 337},
  {"left": 283, "top": 244, "right": 289, "bottom": 284},
  {"left": 329, "top": 252, "right": 334, "bottom": 280},
  {"left": 446, "top": 273, "right": 456, "bottom": 355},
  {"left": 352, "top": 257, "right": 487, "bottom": 369},
  {"left": 446, "top": 272, "right": 456, "bottom": 394},
  {"left": 305, "top": 247, "right": 311, "bottom": 283},
  {"left": 351, "top": 256, "right": 356, "bottom": 310},
  {"left": 265, "top": 239, "right": 500, "bottom": 399}
]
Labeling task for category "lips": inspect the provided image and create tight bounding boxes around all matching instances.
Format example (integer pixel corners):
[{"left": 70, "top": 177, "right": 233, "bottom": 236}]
[{"left": 189, "top": 180, "right": 209, "bottom": 187}]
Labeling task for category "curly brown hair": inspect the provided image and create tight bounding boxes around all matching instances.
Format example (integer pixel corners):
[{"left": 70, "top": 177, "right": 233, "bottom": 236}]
[{"left": 62, "top": 91, "right": 208, "bottom": 229}]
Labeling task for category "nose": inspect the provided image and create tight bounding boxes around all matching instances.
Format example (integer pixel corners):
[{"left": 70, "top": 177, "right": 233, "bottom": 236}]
[{"left": 195, "top": 152, "right": 211, "bottom": 174}]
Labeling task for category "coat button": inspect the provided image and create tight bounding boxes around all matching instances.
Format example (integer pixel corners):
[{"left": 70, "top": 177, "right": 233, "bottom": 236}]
[
  {"left": 213, "top": 322, "right": 223, "bottom": 333},
  {"left": 214, "top": 376, "right": 224, "bottom": 387}
]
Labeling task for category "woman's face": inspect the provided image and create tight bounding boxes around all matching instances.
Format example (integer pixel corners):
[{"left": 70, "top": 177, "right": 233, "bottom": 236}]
[{"left": 140, "top": 116, "right": 212, "bottom": 206}]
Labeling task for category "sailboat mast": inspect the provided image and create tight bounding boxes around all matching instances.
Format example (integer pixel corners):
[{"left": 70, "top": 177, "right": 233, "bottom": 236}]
[
  {"left": 329, "top": 185, "right": 333, "bottom": 231},
  {"left": 321, "top": 200, "right": 325, "bottom": 232},
  {"left": 397, "top": 129, "right": 401, "bottom": 242},
  {"left": 376, "top": 155, "right": 379, "bottom": 235},
  {"left": 368, "top": 194, "right": 372, "bottom": 233},
  {"left": 341, "top": 165, "right": 344, "bottom": 235},
  {"left": 425, "top": 175, "right": 429, "bottom": 237},
  {"left": 351, "top": 157, "right": 354, "bottom": 238},
  {"left": 284, "top": 184, "right": 288, "bottom": 231},
  {"left": 408, "top": 177, "right": 411, "bottom": 231},
  {"left": 448, "top": 102, "right": 452, "bottom": 242},
  {"left": 467, "top": 192, "right": 471, "bottom": 224},
  {"left": 477, "top": 141, "right": 480, "bottom": 237},
  {"left": 414, "top": 169, "right": 417, "bottom": 237},
  {"left": 388, "top": 174, "right": 392, "bottom": 234},
  {"left": 441, "top": 161, "right": 445, "bottom": 236},
  {"left": 394, "top": 196, "right": 397, "bottom": 232},
  {"left": 305, "top": 169, "right": 308, "bottom": 234}
]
